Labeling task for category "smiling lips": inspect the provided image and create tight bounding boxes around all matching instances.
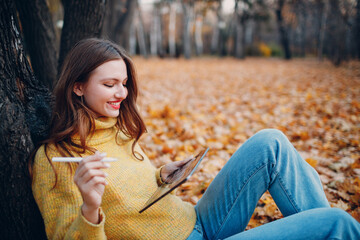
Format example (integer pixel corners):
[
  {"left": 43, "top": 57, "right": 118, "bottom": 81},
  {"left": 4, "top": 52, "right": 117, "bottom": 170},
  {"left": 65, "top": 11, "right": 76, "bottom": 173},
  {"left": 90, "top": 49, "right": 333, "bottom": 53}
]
[{"left": 108, "top": 101, "right": 121, "bottom": 110}]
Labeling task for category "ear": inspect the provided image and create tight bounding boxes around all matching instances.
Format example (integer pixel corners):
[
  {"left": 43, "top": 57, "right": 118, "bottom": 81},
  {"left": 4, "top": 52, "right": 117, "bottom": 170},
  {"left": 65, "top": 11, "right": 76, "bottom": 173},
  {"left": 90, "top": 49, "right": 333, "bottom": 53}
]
[{"left": 73, "top": 82, "right": 84, "bottom": 96}]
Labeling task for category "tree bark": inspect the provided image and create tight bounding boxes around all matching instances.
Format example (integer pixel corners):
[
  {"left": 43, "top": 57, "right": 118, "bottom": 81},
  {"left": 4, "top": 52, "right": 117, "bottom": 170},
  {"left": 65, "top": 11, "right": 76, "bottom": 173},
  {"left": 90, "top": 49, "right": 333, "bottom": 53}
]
[
  {"left": 103, "top": 0, "right": 136, "bottom": 52},
  {"left": 102, "top": 0, "right": 118, "bottom": 40},
  {"left": 58, "top": 0, "right": 107, "bottom": 73},
  {"left": 356, "top": 0, "right": 360, "bottom": 59},
  {"left": 15, "top": 0, "right": 58, "bottom": 90},
  {"left": 299, "top": 3, "right": 307, "bottom": 57},
  {"left": 276, "top": 0, "right": 292, "bottom": 59},
  {"left": 195, "top": 13, "right": 203, "bottom": 56},
  {"left": 327, "top": 0, "right": 346, "bottom": 65},
  {"left": 0, "top": 0, "right": 52, "bottom": 238},
  {"left": 233, "top": 0, "right": 240, "bottom": 57},
  {"left": 233, "top": 0, "right": 247, "bottom": 59},
  {"left": 235, "top": 17, "right": 247, "bottom": 59},
  {"left": 211, "top": 2, "right": 221, "bottom": 55},
  {"left": 168, "top": 2, "right": 177, "bottom": 57},
  {"left": 135, "top": 0, "right": 148, "bottom": 58},
  {"left": 157, "top": 3, "right": 165, "bottom": 58},
  {"left": 219, "top": 18, "right": 229, "bottom": 56},
  {"left": 318, "top": 0, "right": 328, "bottom": 60},
  {"left": 182, "top": 2, "right": 193, "bottom": 59},
  {"left": 150, "top": 5, "right": 160, "bottom": 56},
  {"left": 129, "top": 17, "right": 137, "bottom": 55}
]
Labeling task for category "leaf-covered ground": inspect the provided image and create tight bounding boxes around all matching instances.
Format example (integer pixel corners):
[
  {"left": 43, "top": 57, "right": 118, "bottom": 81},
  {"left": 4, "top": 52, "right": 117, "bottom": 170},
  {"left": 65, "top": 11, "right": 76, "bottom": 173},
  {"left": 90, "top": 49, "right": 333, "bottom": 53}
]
[{"left": 134, "top": 57, "right": 360, "bottom": 227}]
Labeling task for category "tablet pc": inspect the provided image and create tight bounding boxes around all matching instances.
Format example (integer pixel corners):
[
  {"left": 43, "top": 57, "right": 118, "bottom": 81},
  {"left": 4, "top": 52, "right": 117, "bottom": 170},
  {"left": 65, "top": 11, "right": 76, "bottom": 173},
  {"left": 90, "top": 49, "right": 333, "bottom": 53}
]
[{"left": 139, "top": 147, "right": 209, "bottom": 213}]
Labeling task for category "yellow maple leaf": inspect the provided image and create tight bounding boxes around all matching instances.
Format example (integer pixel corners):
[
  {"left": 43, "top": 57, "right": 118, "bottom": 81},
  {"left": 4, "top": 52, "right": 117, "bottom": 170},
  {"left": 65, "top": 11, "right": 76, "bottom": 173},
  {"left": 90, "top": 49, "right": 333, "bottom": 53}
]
[{"left": 305, "top": 158, "right": 318, "bottom": 168}]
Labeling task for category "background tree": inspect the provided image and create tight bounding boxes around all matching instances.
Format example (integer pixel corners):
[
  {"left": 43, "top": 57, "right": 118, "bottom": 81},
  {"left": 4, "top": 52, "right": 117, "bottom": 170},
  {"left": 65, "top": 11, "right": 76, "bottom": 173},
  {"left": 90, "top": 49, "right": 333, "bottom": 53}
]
[
  {"left": 135, "top": 0, "right": 148, "bottom": 57},
  {"left": 324, "top": 0, "right": 357, "bottom": 65},
  {"left": 182, "top": 0, "right": 195, "bottom": 59},
  {"left": 150, "top": 1, "right": 167, "bottom": 57},
  {"left": 194, "top": 1, "right": 206, "bottom": 56},
  {"left": 102, "top": 0, "right": 136, "bottom": 53},
  {"left": 356, "top": 0, "right": 360, "bottom": 59},
  {"left": 231, "top": 0, "right": 269, "bottom": 59},
  {"left": 275, "top": 0, "right": 292, "bottom": 59},
  {"left": 317, "top": 0, "right": 329, "bottom": 60},
  {"left": 97, "top": 0, "right": 359, "bottom": 63},
  {"left": 58, "top": 0, "right": 106, "bottom": 72},
  {"left": 15, "top": 0, "right": 58, "bottom": 90},
  {"left": 210, "top": 0, "right": 224, "bottom": 55},
  {"left": 150, "top": 2, "right": 164, "bottom": 56}
]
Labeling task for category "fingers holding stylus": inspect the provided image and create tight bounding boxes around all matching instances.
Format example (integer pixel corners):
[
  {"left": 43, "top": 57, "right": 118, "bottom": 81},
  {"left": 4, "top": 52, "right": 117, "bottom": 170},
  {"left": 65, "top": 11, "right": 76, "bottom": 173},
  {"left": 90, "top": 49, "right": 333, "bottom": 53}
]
[
  {"left": 76, "top": 152, "right": 110, "bottom": 179},
  {"left": 74, "top": 151, "right": 110, "bottom": 212}
]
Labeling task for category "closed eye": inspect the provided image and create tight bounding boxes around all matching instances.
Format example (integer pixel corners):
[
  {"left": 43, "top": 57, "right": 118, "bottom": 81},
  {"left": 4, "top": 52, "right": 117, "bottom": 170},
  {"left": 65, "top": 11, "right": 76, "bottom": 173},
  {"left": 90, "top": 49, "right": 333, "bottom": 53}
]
[{"left": 104, "top": 84, "right": 114, "bottom": 87}]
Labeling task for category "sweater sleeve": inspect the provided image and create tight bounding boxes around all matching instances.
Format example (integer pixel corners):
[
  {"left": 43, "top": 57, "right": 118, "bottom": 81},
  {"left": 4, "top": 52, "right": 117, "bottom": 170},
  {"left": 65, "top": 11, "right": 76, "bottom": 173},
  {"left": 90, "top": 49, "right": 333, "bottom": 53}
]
[{"left": 32, "top": 145, "right": 107, "bottom": 240}]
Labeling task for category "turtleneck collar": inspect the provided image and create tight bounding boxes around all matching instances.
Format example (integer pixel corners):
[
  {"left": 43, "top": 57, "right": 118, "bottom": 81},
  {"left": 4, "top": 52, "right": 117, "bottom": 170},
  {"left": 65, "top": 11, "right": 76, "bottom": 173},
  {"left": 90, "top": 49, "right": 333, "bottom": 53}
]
[
  {"left": 94, "top": 117, "right": 117, "bottom": 130},
  {"left": 72, "top": 117, "right": 118, "bottom": 146}
]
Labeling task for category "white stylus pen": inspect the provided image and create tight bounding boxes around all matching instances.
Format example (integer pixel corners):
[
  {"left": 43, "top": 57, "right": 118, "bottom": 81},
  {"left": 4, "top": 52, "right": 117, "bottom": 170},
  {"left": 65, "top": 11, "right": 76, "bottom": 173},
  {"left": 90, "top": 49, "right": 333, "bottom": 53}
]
[{"left": 52, "top": 157, "right": 118, "bottom": 162}]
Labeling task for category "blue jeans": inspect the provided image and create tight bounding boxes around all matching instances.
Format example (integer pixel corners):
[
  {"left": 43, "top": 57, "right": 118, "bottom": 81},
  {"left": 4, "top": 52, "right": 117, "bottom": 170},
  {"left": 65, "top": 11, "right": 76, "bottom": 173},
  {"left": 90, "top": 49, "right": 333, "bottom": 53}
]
[{"left": 187, "top": 129, "right": 360, "bottom": 240}]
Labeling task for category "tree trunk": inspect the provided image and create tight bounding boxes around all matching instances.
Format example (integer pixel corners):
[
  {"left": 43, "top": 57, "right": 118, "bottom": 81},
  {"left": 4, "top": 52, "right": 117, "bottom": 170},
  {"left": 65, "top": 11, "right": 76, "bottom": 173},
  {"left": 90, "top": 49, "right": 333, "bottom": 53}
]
[
  {"left": 15, "top": 0, "right": 58, "bottom": 90},
  {"left": 0, "top": 0, "right": 52, "bottom": 238},
  {"left": 240, "top": 19, "right": 246, "bottom": 59},
  {"left": 168, "top": 2, "right": 177, "bottom": 57},
  {"left": 300, "top": 6, "right": 307, "bottom": 57},
  {"left": 135, "top": 1, "right": 148, "bottom": 58},
  {"left": 102, "top": 0, "right": 116, "bottom": 39},
  {"left": 195, "top": 13, "right": 203, "bottom": 56},
  {"left": 211, "top": 1, "right": 222, "bottom": 55},
  {"left": 235, "top": 15, "right": 247, "bottom": 59},
  {"left": 234, "top": 23, "right": 243, "bottom": 58},
  {"left": 232, "top": 0, "right": 247, "bottom": 59},
  {"left": 232, "top": 0, "right": 239, "bottom": 57},
  {"left": 356, "top": 0, "right": 360, "bottom": 59},
  {"left": 219, "top": 19, "right": 228, "bottom": 56},
  {"left": 327, "top": 0, "right": 346, "bottom": 65},
  {"left": 150, "top": 5, "right": 160, "bottom": 56},
  {"left": 129, "top": 17, "right": 137, "bottom": 55},
  {"left": 276, "top": 0, "right": 292, "bottom": 59},
  {"left": 318, "top": 0, "right": 328, "bottom": 61},
  {"left": 58, "top": 0, "right": 107, "bottom": 72},
  {"left": 103, "top": 0, "right": 136, "bottom": 52},
  {"left": 182, "top": 2, "right": 193, "bottom": 59},
  {"left": 157, "top": 3, "right": 165, "bottom": 58}
]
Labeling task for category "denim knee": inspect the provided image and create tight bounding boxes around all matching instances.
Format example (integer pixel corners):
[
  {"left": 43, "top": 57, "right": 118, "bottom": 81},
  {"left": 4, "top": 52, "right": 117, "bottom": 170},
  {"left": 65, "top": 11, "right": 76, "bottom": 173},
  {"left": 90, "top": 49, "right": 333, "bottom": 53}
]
[
  {"left": 249, "top": 129, "right": 297, "bottom": 178},
  {"left": 250, "top": 129, "right": 289, "bottom": 159},
  {"left": 324, "top": 208, "right": 360, "bottom": 239},
  {"left": 252, "top": 129, "right": 288, "bottom": 146},
  {"left": 327, "top": 208, "right": 358, "bottom": 225}
]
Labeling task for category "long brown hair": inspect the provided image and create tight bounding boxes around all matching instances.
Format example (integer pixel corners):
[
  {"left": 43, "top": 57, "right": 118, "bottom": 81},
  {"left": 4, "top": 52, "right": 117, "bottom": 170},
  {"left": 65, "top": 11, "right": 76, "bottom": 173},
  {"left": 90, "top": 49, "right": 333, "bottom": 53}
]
[{"left": 31, "top": 38, "right": 146, "bottom": 185}]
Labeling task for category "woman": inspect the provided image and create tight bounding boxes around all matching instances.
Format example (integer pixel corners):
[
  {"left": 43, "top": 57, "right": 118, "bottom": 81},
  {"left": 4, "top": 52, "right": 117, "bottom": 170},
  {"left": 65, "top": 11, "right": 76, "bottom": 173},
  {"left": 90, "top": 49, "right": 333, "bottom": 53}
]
[{"left": 31, "top": 38, "right": 360, "bottom": 240}]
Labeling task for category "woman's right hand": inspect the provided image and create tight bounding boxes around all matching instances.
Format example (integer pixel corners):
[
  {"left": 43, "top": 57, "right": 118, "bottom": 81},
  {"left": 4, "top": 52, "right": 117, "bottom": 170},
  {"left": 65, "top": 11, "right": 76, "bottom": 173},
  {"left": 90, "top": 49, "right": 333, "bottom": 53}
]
[{"left": 73, "top": 151, "right": 110, "bottom": 224}]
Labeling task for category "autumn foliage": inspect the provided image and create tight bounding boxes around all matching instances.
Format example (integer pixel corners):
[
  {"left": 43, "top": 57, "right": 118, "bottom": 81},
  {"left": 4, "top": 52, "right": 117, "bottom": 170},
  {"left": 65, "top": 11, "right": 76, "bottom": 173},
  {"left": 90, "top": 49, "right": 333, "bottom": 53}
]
[{"left": 134, "top": 57, "right": 360, "bottom": 227}]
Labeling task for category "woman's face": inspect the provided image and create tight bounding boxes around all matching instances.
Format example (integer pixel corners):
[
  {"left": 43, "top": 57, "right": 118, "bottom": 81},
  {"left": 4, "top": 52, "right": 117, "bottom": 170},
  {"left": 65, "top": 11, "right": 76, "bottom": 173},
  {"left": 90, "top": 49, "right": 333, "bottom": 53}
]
[{"left": 73, "top": 59, "right": 128, "bottom": 118}]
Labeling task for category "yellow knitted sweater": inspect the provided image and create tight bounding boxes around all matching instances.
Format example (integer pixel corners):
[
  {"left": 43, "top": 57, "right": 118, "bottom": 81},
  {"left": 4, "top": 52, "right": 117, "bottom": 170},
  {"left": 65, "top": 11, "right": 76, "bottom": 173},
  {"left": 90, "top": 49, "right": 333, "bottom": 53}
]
[{"left": 32, "top": 117, "right": 196, "bottom": 239}]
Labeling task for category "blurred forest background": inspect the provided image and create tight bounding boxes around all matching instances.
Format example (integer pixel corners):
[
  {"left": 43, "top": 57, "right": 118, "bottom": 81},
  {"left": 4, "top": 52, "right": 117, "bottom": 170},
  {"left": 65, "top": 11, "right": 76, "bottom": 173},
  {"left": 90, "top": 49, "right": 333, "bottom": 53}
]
[
  {"left": 47, "top": 0, "right": 360, "bottom": 65},
  {"left": 0, "top": 0, "right": 359, "bottom": 239}
]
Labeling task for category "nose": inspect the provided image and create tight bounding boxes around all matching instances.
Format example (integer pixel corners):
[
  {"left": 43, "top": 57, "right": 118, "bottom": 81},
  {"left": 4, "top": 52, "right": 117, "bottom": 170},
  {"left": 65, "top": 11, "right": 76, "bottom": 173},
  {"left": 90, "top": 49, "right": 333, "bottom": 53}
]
[{"left": 115, "top": 85, "right": 127, "bottom": 99}]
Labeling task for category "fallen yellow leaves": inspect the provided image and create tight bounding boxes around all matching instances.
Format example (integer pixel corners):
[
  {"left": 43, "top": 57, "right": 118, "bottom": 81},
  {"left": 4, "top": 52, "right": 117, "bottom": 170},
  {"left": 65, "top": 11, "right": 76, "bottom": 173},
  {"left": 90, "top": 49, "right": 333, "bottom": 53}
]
[
  {"left": 134, "top": 57, "right": 360, "bottom": 226},
  {"left": 306, "top": 158, "right": 318, "bottom": 168}
]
